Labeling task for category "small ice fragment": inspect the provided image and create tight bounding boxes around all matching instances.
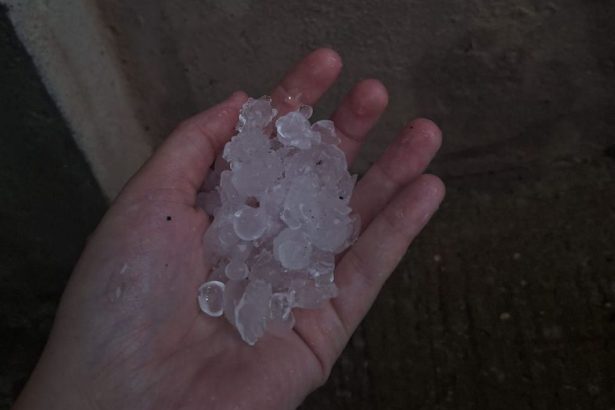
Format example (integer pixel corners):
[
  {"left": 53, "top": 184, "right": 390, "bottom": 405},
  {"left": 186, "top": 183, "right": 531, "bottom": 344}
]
[
  {"left": 223, "top": 279, "right": 247, "bottom": 326},
  {"left": 311, "top": 120, "right": 340, "bottom": 145},
  {"left": 236, "top": 97, "right": 278, "bottom": 132},
  {"left": 233, "top": 206, "right": 268, "bottom": 241},
  {"left": 225, "top": 259, "right": 249, "bottom": 280},
  {"left": 270, "top": 291, "right": 294, "bottom": 321},
  {"left": 276, "top": 112, "right": 319, "bottom": 149},
  {"left": 344, "top": 213, "right": 361, "bottom": 249},
  {"left": 218, "top": 170, "right": 243, "bottom": 207},
  {"left": 235, "top": 242, "right": 253, "bottom": 261},
  {"left": 219, "top": 221, "right": 240, "bottom": 248},
  {"left": 308, "top": 250, "right": 335, "bottom": 286},
  {"left": 203, "top": 215, "right": 240, "bottom": 260},
  {"left": 306, "top": 215, "right": 352, "bottom": 252},
  {"left": 235, "top": 280, "right": 272, "bottom": 345},
  {"left": 281, "top": 208, "right": 302, "bottom": 230},
  {"left": 299, "top": 104, "right": 313, "bottom": 119},
  {"left": 230, "top": 153, "right": 283, "bottom": 197},
  {"left": 337, "top": 173, "right": 357, "bottom": 203},
  {"left": 198, "top": 281, "right": 225, "bottom": 317},
  {"left": 268, "top": 292, "right": 296, "bottom": 334},
  {"left": 273, "top": 228, "right": 313, "bottom": 270}
]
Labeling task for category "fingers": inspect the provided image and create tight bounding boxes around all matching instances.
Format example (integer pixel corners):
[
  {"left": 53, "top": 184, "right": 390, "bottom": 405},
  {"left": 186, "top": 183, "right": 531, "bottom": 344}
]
[
  {"left": 294, "top": 121, "right": 442, "bottom": 368},
  {"left": 270, "top": 50, "right": 387, "bottom": 166},
  {"left": 333, "top": 174, "right": 446, "bottom": 334},
  {"left": 270, "top": 48, "right": 342, "bottom": 114},
  {"left": 122, "top": 48, "right": 342, "bottom": 202},
  {"left": 331, "top": 79, "right": 389, "bottom": 164},
  {"left": 351, "top": 119, "right": 442, "bottom": 227},
  {"left": 122, "top": 92, "right": 248, "bottom": 200}
]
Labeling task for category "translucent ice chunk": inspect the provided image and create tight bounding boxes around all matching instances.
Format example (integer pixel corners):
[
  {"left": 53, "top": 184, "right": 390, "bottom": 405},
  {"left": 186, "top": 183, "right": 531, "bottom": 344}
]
[
  {"left": 225, "top": 259, "right": 248, "bottom": 280},
  {"left": 311, "top": 120, "right": 340, "bottom": 144},
  {"left": 337, "top": 173, "right": 357, "bottom": 203},
  {"left": 314, "top": 145, "right": 347, "bottom": 185},
  {"left": 268, "top": 292, "right": 296, "bottom": 334},
  {"left": 203, "top": 215, "right": 240, "bottom": 260},
  {"left": 233, "top": 206, "right": 268, "bottom": 241},
  {"left": 223, "top": 279, "right": 247, "bottom": 326},
  {"left": 197, "top": 97, "right": 361, "bottom": 345},
  {"left": 282, "top": 174, "right": 320, "bottom": 228},
  {"left": 298, "top": 104, "right": 313, "bottom": 119},
  {"left": 344, "top": 213, "right": 362, "bottom": 249},
  {"left": 308, "top": 250, "right": 335, "bottom": 286},
  {"left": 281, "top": 208, "right": 302, "bottom": 230},
  {"left": 223, "top": 129, "right": 270, "bottom": 164},
  {"left": 270, "top": 291, "right": 294, "bottom": 321},
  {"left": 235, "top": 280, "right": 272, "bottom": 345},
  {"left": 273, "top": 228, "right": 313, "bottom": 270},
  {"left": 230, "top": 153, "right": 283, "bottom": 197},
  {"left": 236, "top": 97, "right": 278, "bottom": 132},
  {"left": 248, "top": 249, "right": 275, "bottom": 280},
  {"left": 235, "top": 242, "right": 253, "bottom": 261},
  {"left": 306, "top": 214, "right": 352, "bottom": 252},
  {"left": 276, "top": 112, "right": 320, "bottom": 149},
  {"left": 218, "top": 170, "right": 243, "bottom": 207},
  {"left": 198, "top": 281, "right": 225, "bottom": 317}
]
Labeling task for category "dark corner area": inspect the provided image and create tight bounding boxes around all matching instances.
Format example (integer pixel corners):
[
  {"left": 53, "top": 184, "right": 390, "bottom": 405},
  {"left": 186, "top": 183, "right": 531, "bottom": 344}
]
[{"left": 0, "top": 5, "right": 106, "bottom": 407}]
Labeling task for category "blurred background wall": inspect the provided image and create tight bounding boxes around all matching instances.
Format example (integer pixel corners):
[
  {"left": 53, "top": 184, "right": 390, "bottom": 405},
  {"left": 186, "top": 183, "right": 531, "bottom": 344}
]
[{"left": 2, "top": 0, "right": 614, "bottom": 408}]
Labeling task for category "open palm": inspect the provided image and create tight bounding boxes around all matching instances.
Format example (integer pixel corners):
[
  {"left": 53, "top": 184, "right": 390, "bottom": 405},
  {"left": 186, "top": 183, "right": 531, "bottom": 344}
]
[{"left": 15, "top": 49, "right": 444, "bottom": 410}]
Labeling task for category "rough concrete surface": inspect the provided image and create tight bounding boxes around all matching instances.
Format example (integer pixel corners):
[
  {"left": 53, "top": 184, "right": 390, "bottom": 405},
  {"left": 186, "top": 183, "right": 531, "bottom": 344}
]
[
  {"left": 94, "top": 0, "right": 615, "bottom": 177},
  {"left": 1, "top": 0, "right": 615, "bottom": 409}
]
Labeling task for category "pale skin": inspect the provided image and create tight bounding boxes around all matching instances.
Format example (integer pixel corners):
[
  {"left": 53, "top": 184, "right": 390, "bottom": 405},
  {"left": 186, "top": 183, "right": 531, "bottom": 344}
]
[{"left": 14, "top": 49, "right": 444, "bottom": 410}]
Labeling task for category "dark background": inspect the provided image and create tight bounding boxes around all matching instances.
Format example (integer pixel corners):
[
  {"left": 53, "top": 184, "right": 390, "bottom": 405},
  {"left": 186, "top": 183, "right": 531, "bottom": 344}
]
[
  {"left": 0, "top": 5, "right": 107, "bottom": 408},
  {"left": 2, "top": 1, "right": 615, "bottom": 409}
]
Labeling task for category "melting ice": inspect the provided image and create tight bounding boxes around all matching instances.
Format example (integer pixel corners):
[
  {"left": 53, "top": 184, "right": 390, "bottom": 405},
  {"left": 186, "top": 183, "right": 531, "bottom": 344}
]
[{"left": 197, "top": 97, "right": 360, "bottom": 345}]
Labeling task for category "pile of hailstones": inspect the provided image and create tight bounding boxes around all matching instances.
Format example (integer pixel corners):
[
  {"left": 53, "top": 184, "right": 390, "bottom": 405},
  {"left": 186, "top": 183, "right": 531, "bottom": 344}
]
[{"left": 196, "top": 97, "right": 360, "bottom": 345}]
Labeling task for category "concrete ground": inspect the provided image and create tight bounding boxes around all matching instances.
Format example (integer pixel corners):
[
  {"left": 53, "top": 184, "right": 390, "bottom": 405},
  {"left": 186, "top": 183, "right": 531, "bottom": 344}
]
[{"left": 1, "top": 1, "right": 615, "bottom": 409}]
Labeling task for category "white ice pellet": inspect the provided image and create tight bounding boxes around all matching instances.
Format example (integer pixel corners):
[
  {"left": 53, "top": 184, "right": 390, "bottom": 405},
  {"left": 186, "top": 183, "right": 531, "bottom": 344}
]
[
  {"left": 234, "top": 280, "right": 272, "bottom": 345},
  {"left": 273, "top": 228, "right": 313, "bottom": 270},
  {"left": 268, "top": 292, "right": 296, "bottom": 334},
  {"left": 225, "top": 259, "right": 248, "bottom": 280},
  {"left": 233, "top": 206, "right": 268, "bottom": 241},
  {"left": 197, "top": 96, "right": 360, "bottom": 345}
]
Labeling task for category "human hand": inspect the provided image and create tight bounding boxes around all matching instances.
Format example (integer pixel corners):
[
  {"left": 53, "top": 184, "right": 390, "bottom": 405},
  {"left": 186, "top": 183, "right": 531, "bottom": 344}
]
[{"left": 14, "top": 49, "right": 444, "bottom": 410}]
